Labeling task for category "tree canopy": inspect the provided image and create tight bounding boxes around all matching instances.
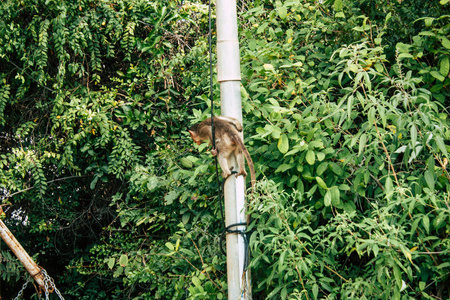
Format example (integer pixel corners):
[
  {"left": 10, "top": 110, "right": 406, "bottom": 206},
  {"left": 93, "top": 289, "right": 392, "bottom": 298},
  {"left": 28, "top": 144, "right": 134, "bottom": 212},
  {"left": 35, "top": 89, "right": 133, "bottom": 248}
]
[{"left": 0, "top": 0, "right": 449, "bottom": 299}]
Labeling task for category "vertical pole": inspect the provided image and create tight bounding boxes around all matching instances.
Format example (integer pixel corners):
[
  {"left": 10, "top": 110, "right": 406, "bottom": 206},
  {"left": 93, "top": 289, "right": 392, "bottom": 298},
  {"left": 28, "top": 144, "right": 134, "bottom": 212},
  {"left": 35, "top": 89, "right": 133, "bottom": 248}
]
[{"left": 216, "top": 0, "right": 251, "bottom": 299}]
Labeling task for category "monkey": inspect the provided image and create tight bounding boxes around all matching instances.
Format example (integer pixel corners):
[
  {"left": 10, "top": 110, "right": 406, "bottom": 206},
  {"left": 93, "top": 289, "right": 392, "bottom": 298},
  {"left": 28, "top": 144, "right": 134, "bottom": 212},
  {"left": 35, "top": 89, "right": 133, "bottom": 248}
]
[{"left": 189, "top": 116, "right": 256, "bottom": 188}]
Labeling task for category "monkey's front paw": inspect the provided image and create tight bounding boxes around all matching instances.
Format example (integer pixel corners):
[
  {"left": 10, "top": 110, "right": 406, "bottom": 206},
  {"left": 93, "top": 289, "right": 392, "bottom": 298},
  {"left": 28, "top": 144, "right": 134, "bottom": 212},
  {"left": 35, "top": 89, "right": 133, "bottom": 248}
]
[
  {"left": 236, "top": 169, "right": 247, "bottom": 178},
  {"left": 210, "top": 149, "right": 218, "bottom": 156},
  {"left": 222, "top": 171, "right": 232, "bottom": 178}
]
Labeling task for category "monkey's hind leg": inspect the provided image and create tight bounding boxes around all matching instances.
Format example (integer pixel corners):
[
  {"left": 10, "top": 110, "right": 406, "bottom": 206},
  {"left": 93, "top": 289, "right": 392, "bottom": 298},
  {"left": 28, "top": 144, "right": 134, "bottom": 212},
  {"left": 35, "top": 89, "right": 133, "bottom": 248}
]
[
  {"left": 218, "top": 155, "right": 233, "bottom": 178},
  {"left": 235, "top": 150, "right": 247, "bottom": 178}
]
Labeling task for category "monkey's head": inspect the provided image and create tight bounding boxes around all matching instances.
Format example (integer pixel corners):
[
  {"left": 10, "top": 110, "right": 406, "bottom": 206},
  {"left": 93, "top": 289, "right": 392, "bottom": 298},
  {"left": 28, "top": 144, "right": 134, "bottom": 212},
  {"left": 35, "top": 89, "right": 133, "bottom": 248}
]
[
  {"left": 189, "top": 129, "right": 202, "bottom": 145},
  {"left": 188, "top": 123, "right": 203, "bottom": 145}
]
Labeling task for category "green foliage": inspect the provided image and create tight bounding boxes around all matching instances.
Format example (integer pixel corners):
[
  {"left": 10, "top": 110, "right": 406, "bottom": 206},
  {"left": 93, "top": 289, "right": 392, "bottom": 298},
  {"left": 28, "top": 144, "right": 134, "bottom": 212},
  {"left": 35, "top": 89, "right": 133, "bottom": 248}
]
[
  {"left": 239, "top": 0, "right": 450, "bottom": 298},
  {"left": 0, "top": 0, "right": 449, "bottom": 299}
]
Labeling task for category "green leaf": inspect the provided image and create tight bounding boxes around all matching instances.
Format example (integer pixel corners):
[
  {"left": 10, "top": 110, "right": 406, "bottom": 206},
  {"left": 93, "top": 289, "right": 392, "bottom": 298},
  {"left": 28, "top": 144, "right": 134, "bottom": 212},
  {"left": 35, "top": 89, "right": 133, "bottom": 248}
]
[
  {"left": 359, "top": 133, "right": 367, "bottom": 155},
  {"left": 435, "top": 135, "right": 448, "bottom": 157},
  {"left": 165, "top": 242, "right": 174, "bottom": 251},
  {"left": 368, "top": 106, "right": 376, "bottom": 126},
  {"left": 330, "top": 186, "right": 340, "bottom": 206},
  {"left": 278, "top": 134, "right": 289, "bottom": 154},
  {"left": 107, "top": 258, "right": 115, "bottom": 269},
  {"left": 410, "top": 125, "right": 417, "bottom": 148},
  {"left": 180, "top": 157, "right": 193, "bottom": 168},
  {"left": 312, "top": 283, "right": 319, "bottom": 300},
  {"left": 278, "top": 6, "right": 287, "bottom": 19},
  {"left": 182, "top": 213, "right": 190, "bottom": 224},
  {"left": 279, "top": 251, "right": 286, "bottom": 272},
  {"left": 385, "top": 176, "right": 393, "bottom": 199},
  {"left": 441, "top": 37, "right": 450, "bottom": 49},
  {"left": 316, "top": 176, "right": 328, "bottom": 189},
  {"left": 324, "top": 187, "right": 339, "bottom": 206},
  {"left": 113, "top": 266, "right": 123, "bottom": 278},
  {"left": 119, "top": 254, "right": 128, "bottom": 267},
  {"left": 306, "top": 150, "right": 315, "bottom": 165},
  {"left": 324, "top": 190, "right": 332, "bottom": 206},
  {"left": 192, "top": 276, "right": 201, "bottom": 287},
  {"left": 440, "top": 56, "right": 449, "bottom": 76},
  {"left": 257, "top": 22, "right": 269, "bottom": 34},
  {"left": 424, "top": 170, "right": 435, "bottom": 191},
  {"left": 430, "top": 70, "right": 446, "bottom": 81},
  {"left": 330, "top": 162, "right": 343, "bottom": 176},
  {"left": 165, "top": 190, "right": 180, "bottom": 205},
  {"left": 317, "top": 162, "right": 328, "bottom": 175},
  {"left": 275, "top": 164, "right": 293, "bottom": 173},
  {"left": 393, "top": 264, "right": 402, "bottom": 290},
  {"left": 334, "top": 0, "right": 343, "bottom": 11},
  {"left": 423, "top": 215, "right": 430, "bottom": 234}
]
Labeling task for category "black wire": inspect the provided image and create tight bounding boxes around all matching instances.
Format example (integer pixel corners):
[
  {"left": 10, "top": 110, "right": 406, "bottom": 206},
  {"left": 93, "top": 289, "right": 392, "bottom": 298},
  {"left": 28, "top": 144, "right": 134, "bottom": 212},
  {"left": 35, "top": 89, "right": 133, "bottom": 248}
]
[{"left": 208, "top": 0, "right": 225, "bottom": 222}]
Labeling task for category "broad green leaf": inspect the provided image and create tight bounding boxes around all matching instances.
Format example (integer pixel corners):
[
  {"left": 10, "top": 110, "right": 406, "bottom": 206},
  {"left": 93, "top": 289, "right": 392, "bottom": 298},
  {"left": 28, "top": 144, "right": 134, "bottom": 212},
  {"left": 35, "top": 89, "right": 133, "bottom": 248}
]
[
  {"left": 430, "top": 70, "right": 445, "bottom": 81},
  {"left": 263, "top": 63, "right": 274, "bottom": 71},
  {"left": 119, "top": 254, "right": 128, "bottom": 267},
  {"left": 374, "top": 63, "right": 384, "bottom": 73},
  {"left": 385, "top": 176, "right": 393, "bottom": 199},
  {"left": 306, "top": 150, "right": 315, "bottom": 165},
  {"left": 113, "top": 266, "right": 123, "bottom": 278},
  {"left": 410, "top": 125, "right": 417, "bottom": 148},
  {"left": 424, "top": 17, "right": 434, "bottom": 27},
  {"left": 180, "top": 157, "right": 193, "bottom": 168},
  {"left": 433, "top": 212, "right": 446, "bottom": 229},
  {"left": 316, "top": 176, "right": 328, "bottom": 189},
  {"left": 330, "top": 186, "right": 340, "bottom": 206},
  {"left": 107, "top": 258, "right": 115, "bottom": 269},
  {"left": 441, "top": 37, "right": 450, "bottom": 49},
  {"left": 165, "top": 242, "right": 174, "bottom": 251},
  {"left": 435, "top": 135, "right": 448, "bottom": 156},
  {"left": 330, "top": 162, "right": 343, "bottom": 176},
  {"left": 424, "top": 170, "right": 435, "bottom": 191},
  {"left": 423, "top": 215, "right": 430, "bottom": 234},
  {"left": 275, "top": 164, "right": 293, "bottom": 173},
  {"left": 372, "top": 244, "right": 379, "bottom": 257},
  {"left": 278, "top": 134, "right": 289, "bottom": 154},
  {"left": 359, "top": 133, "right": 367, "bottom": 155},
  {"left": 192, "top": 276, "right": 201, "bottom": 287},
  {"left": 278, "top": 6, "right": 287, "bottom": 19},
  {"left": 316, "top": 152, "right": 326, "bottom": 161},
  {"left": 279, "top": 251, "right": 286, "bottom": 272},
  {"left": 393, "top": 265, "right": 402, "bottom": 290},
  {"left": 324, "top": 189, "right": 332, "bottom": 206},
  {"left": 165, "top": 190, "right": 180, "bottom": 205},
  {"left": 368, "top": 107, "right": 376, "bottom": 126},
  {"left": 312, "top": 283, "right": 319, "bottom": 300},
  {"left": 324, "top": 187, "right": 340, "bottom": 206},
  {"left": 440, "top": 56, "right": 449, "bottom": 76},
  {"left": 334, "top": 0, "right": 343, "bottom": 11},
  {"left": 257, "top": 22, "right": 268, "bottom": 34},
  {"left": 317, "top": 162, "right": 328, "bottom": 175},
  {"left": 335, "top": 11, "right": 345, "bottom": 18},
  {"left": 182, "top": 213, "right": 190, "bottom": 224}
]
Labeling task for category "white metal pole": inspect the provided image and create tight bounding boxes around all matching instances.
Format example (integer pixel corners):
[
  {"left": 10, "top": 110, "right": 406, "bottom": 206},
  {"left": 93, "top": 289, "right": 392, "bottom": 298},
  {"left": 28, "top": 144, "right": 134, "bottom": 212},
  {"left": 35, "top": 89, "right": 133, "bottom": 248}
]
[
  {"left": 216, "top": 0, "right": 252, "bottom": 299},
  {"left": 0, "top": 219, "right": 48, "bottom": 291}
]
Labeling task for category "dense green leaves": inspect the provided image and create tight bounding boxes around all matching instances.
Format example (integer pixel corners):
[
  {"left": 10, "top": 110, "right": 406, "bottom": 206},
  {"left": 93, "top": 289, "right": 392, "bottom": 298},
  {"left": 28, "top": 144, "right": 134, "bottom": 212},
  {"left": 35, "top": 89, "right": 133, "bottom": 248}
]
[{"left": 0, "top": 0, "right": 449, "bottom": 299}]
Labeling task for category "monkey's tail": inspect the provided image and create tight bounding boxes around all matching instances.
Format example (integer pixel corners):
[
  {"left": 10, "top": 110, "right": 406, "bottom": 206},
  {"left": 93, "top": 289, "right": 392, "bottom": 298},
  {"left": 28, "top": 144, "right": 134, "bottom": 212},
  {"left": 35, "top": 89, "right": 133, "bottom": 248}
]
[{"left": 233, "top": 136, "right": 256, "bottom": 189}]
